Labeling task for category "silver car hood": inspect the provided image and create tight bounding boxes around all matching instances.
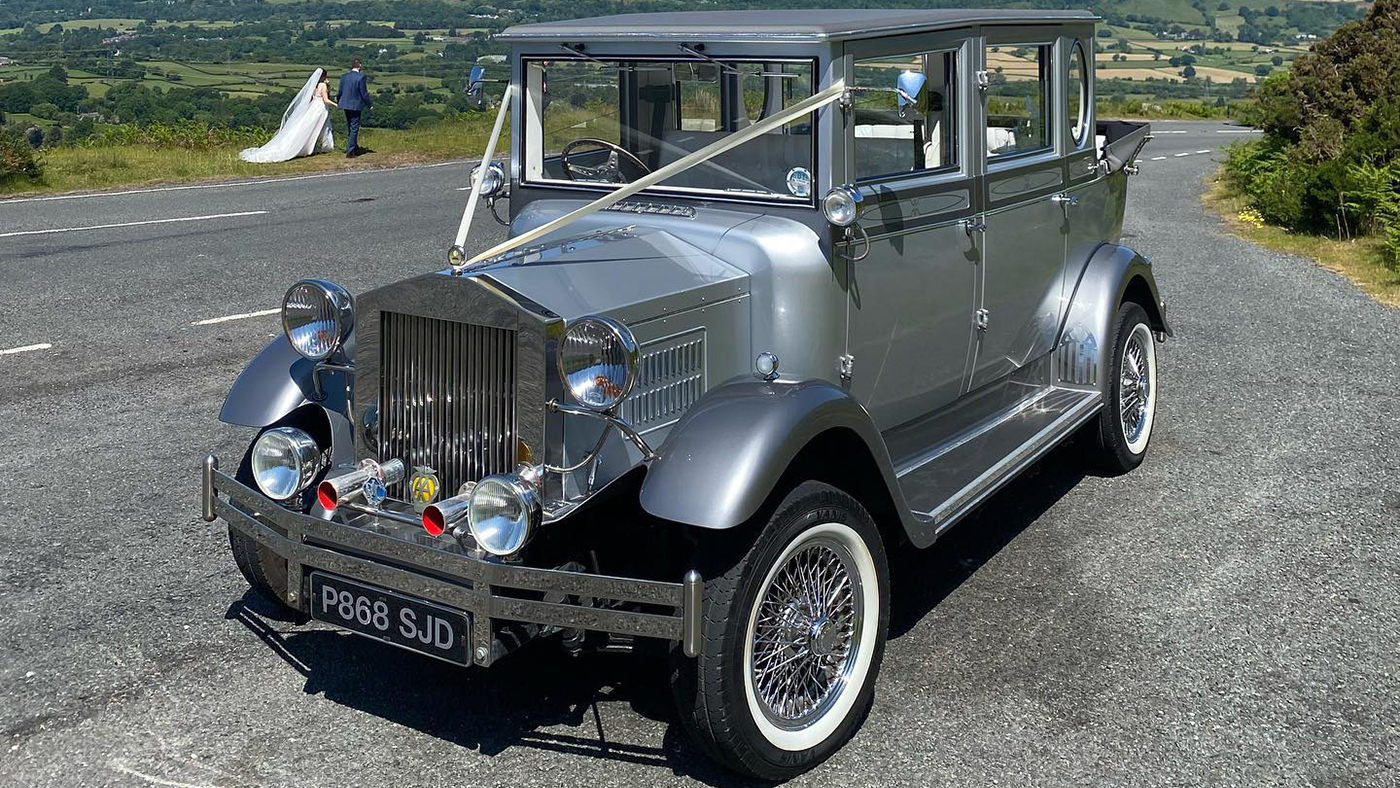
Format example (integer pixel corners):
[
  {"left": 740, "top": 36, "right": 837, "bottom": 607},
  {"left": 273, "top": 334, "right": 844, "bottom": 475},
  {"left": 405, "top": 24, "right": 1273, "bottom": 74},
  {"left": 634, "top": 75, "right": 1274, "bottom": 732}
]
[{"left": 467, "top": 225, "right": 750, "bottom": 324}]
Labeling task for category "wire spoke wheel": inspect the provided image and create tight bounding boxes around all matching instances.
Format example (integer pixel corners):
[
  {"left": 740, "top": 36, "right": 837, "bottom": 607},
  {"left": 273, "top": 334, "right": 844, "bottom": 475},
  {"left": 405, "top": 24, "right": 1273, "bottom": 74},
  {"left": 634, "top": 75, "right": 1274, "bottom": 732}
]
[
  {"left": 1117, "top": 322, "right": 1157, "bottom": 454},
  {"left": 746, "top": 530, "right": 866, "bottom": 734}
]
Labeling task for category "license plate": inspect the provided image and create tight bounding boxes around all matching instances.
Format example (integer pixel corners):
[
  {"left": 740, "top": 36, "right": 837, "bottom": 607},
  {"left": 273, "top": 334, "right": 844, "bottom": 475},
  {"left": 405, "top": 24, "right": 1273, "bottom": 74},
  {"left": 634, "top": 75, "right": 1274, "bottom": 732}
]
[{"left": 308, "top": 573, "right": 472, "bottom": 666}]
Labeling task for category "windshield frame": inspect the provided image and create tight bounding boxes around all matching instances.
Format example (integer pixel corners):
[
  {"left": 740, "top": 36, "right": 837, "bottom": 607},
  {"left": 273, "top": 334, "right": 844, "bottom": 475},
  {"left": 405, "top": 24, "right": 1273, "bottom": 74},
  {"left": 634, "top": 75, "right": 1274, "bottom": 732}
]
[{"left": 518, "top": 54, "right": 821, "bottom": 208}]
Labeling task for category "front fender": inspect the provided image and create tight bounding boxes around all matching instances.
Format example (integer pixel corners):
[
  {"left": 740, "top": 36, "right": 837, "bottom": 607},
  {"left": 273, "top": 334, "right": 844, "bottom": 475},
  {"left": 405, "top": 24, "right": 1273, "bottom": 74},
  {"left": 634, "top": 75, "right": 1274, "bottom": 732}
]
[
  {"left": 638, "top": 377, "right": 908, "bottom": 531},
  {"left": 220, "top": 335, "right": 353, "bottom": 431}
]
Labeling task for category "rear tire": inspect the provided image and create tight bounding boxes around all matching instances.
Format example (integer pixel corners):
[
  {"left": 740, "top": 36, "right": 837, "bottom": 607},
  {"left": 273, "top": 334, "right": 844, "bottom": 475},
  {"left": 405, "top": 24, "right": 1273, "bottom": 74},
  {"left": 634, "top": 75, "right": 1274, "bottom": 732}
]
[
  {"left": 1086, "top": 301, "right": 1159, "bottom": 474},
  {"left": 671, "top": 481, "right": 889, "bottom": 780}
]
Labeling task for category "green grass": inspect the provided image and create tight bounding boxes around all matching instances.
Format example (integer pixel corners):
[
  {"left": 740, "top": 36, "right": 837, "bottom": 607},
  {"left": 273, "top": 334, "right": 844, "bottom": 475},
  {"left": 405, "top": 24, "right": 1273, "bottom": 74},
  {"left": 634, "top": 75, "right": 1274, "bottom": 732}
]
[{"left": 0, "top": 113, "right": 502, "bottom": 197}]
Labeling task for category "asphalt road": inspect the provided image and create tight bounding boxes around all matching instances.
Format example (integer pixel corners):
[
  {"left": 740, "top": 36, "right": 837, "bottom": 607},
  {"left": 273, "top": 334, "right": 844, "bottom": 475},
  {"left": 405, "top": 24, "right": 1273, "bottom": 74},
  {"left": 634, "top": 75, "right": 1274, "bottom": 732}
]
[{"left": 2, "top": 121, "right": 1397, "bottom": 788}]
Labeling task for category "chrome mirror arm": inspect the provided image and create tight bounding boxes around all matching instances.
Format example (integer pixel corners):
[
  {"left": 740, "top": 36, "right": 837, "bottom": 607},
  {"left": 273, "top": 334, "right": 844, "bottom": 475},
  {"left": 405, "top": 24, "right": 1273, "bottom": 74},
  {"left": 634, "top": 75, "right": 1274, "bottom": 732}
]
[{"left": 548, "top": 399, "right": 657, "bottom": 461}]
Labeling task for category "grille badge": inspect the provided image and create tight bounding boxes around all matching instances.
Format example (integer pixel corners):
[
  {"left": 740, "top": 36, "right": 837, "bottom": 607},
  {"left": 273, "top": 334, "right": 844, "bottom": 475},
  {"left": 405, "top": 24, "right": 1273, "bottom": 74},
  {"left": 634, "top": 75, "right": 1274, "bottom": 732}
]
[{"left": 410, "top": 466, "right": 441, "bottom": 513}]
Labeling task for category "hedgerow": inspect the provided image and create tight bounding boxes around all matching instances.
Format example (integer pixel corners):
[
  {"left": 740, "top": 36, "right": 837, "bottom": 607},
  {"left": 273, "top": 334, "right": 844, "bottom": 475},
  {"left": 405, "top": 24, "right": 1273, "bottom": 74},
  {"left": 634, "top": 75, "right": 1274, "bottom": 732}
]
[{"left": 1224, "top": 0, "right": 1400, "bottom": 268}]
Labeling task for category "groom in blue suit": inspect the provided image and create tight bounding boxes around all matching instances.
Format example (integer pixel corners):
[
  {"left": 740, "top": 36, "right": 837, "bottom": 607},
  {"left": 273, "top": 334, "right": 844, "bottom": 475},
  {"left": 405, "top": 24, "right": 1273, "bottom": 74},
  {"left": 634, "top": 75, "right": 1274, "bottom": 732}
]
[{"left": 337, "top": 59, "right": 372, "bottom": 157}]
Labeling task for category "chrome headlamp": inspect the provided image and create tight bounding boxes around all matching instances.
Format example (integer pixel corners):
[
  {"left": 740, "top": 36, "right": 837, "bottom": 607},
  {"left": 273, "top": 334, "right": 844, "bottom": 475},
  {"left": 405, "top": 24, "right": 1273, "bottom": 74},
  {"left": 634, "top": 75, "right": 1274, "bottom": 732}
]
[
  {"left": 250, "top": 427, "right": 324, "bottom": 501},
  {"left": 467, "top": 473, "right": 542, "bottom": 556},
  {"left": 471, "top": 162, "right": 506, "bottom": 197},
  {"left": 557, "top": 316, "right": 639, "bottom": 412},
  {"left": 822, "top": 185, "right": 863, "bottom": 227},
  {"left": 282, "top": 279, "right": 353, "bottom": 361}
]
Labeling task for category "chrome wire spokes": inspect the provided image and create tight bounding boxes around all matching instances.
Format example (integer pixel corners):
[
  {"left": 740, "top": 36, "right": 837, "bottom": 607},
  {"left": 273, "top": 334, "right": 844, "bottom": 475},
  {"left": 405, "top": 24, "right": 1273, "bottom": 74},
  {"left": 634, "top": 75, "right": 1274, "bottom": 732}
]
[
  {"left": 750, "top": 540, "right": 862, "bottom": 728},
  {"left": 1120, "top": 331, "right": 1151, "bottom": 443}
]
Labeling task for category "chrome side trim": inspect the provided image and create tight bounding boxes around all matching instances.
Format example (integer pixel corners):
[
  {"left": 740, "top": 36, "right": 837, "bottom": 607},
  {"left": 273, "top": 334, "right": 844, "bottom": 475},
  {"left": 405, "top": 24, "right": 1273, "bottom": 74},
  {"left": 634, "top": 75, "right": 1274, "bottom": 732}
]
[{"left": 926, "top": 392, "right": 1102, "bottom": 532}]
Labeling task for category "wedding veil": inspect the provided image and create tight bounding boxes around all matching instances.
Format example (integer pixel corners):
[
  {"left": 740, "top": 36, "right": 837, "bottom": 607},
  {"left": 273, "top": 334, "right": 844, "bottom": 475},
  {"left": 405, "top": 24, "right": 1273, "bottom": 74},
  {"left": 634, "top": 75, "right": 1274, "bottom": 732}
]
[{"left": 239, "top": 68, "right": 329, "bottom": 163}]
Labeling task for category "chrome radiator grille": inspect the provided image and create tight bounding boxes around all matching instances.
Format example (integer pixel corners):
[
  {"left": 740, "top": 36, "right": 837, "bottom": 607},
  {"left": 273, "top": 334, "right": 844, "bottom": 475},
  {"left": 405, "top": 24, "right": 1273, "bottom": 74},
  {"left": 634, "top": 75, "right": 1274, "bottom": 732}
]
[{"left": 379, "top": 312, "right": 517, "bottom": 497}]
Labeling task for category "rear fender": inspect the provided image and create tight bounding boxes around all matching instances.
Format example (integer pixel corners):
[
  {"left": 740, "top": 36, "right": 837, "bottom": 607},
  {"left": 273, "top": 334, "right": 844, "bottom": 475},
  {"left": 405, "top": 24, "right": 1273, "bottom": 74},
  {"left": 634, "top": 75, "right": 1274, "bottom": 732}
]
[{"left": 1057, "top": 242, "right": 1171, "bottom": 391}]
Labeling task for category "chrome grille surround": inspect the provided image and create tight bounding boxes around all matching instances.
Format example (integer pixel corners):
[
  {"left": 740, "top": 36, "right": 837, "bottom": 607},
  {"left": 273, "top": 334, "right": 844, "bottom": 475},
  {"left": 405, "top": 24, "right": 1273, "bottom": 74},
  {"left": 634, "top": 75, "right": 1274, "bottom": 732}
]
[{"left": 354, "top": 274, "right": 559, "bottom": 502}]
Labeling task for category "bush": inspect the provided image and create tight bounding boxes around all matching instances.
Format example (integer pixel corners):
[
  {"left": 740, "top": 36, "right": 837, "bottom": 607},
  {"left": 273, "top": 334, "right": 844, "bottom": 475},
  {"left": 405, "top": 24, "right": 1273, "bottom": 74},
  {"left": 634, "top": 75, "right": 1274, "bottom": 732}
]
[
  {"left": 0, "top": 130, "right": 43, "bottom": 183},
  {"left": 1224, "top": 0, "right": 1400, "bottom": 252}
]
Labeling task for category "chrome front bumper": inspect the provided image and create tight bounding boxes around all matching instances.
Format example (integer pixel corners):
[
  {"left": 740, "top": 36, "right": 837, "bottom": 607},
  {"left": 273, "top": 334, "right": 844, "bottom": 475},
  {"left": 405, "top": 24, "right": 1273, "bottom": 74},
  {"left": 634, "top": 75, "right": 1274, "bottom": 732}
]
[{"left": 202, "top": 456, "right": 701, "bottom": 667}]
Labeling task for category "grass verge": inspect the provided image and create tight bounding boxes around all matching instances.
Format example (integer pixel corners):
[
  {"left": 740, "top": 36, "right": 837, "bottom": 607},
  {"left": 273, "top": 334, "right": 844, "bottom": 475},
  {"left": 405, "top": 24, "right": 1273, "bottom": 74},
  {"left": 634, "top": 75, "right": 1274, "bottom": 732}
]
[
  {"left": 1204, "top": 169, "right": 1400, "bottom": 308},
  {"left": 0, "top": 115, "right": 502, "bottom": 197}
]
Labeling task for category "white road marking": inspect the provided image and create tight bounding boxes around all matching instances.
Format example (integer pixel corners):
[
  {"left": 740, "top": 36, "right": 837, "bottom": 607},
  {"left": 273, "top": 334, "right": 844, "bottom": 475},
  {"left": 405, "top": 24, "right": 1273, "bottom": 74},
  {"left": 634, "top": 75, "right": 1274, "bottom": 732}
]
[
  {"left": 1157, "top": 130, "right": 1189, "bottom": 134},
  {"left": 0, "top": 342, "right": 52, "bottom": 356},
  {"left": 0, "top": 160, "right": 462, "bottom": 204},
  {"left": 1174, "top": 152, "right": 1191, "bottom": 157},
  {"left": 1196, "top": 149, "right": 1212, "bottom": 154},
  {"left": 1151, "top": 156, "right": 1167, "bottom": 161},
  {"left": 191, "top": 307, "right": 279, "bottom": 326},
  {"left": 1216, "top": 129, "right": 1261, "bottom": 133},
  {"left": 0, "top": 210, "right": 268, "bottom": 238}
]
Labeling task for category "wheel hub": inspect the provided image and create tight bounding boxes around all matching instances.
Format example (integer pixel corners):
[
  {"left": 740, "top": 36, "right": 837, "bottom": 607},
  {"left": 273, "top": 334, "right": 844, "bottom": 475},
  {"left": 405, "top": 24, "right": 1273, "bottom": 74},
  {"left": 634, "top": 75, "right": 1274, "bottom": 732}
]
[{"left": 747, "top": 538, "right": 863, "bottom": 728}]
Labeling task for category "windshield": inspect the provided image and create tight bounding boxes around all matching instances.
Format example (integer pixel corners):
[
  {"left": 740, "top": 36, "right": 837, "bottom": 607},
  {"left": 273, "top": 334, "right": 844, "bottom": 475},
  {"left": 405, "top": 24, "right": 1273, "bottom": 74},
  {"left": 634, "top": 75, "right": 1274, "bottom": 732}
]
[{"left": 522, "top": 57, "right": 816, "bottom": 202}]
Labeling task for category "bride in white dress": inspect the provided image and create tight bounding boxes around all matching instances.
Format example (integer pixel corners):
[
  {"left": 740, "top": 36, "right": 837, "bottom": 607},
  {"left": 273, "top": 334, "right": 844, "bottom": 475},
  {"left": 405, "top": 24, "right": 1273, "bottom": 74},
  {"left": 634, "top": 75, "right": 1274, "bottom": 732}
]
[{"left": 239, "top": 68, "right": 337, "bottom": 163}]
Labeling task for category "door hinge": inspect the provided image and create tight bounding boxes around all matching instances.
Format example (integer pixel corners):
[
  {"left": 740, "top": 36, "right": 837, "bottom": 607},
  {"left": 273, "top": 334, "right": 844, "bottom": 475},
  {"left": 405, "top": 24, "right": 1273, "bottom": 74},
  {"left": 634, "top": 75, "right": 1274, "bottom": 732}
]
[
  {"left": 975, "top": 70, "right": 989, "bottom": 93},
  {"left": 838, "top": 353, "right": 855, "bottom": 382},
  {"left": 975, "top": 309, "right": 990, "bottom": 331}
]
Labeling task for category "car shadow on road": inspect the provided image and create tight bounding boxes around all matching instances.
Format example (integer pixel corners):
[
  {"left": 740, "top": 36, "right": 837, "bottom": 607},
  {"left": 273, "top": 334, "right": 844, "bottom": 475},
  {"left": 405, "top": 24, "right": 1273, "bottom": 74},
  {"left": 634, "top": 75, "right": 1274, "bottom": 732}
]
[{"left": 224, "top": 442, "right": 1087, "bottom": 787}]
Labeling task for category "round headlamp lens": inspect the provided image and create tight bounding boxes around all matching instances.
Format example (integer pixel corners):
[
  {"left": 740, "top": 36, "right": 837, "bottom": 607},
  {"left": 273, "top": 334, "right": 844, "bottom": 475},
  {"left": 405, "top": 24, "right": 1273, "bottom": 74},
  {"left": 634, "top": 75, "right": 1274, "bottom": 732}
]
[
  {"left": 557, "top": 316, "right": 638, "bottom": 411},
  {"left": 472, "top": 163, "right": 505, "bottom": 196},
  {"left": 283, "top": 279, "right": 353, "bottom": 360},
  {"left": 822, "top": 186, "right": 863, "bottom": 227},
  {"left": 468, "top": 475, "right": 539, "bottom": 556},
  {"left": 251, "top": 427, "right": 321, "bottom": 501}
]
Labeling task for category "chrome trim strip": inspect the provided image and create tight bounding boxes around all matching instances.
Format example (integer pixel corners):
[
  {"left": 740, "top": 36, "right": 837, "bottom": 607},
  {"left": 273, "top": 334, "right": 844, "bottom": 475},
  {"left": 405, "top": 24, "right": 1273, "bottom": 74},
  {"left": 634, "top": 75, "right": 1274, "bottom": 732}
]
[
  {"left": 926, "top": 393, "right": 1102, "bottom": 531},
  {"left": 683, "top": 570, "right": 702, "bottom": 658}
]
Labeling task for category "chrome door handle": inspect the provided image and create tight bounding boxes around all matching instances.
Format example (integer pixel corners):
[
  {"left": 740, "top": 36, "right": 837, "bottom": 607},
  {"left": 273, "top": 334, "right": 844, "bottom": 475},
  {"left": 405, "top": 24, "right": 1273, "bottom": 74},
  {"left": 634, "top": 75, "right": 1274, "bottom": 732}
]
[
  {"left": 1051, "top": 193, "right": 1080, "bottom": 207},
  {"left": 961, "top": 217, "right": 986, "bottom": 235}
]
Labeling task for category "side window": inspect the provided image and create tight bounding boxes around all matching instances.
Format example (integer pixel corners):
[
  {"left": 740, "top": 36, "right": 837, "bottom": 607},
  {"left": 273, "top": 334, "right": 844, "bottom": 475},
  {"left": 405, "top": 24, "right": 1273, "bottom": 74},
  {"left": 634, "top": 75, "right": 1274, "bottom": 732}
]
[
  {"left": 852, "top": 49, "right": 959, "bottom": 180},
  {"left": 1068, "top": 41, "right": 1089, "bottom": 147},
  {"left": 985, "top": 44, "right": 1051, "bottom": 158}
]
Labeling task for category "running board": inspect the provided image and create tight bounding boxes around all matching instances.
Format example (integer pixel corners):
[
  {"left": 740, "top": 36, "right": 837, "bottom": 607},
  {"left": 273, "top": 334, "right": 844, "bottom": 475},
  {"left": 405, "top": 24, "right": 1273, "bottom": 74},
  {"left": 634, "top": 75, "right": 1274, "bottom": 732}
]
[{"left": 895, "top": 388, "right": 1102, "bottom": 543}]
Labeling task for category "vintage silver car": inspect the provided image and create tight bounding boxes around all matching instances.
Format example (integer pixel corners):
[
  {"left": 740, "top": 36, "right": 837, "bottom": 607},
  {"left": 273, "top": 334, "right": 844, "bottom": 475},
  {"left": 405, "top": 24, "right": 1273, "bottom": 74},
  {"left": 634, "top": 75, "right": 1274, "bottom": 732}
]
[{"left": 202, "top": 9, "right": 1165, "bottom": 779}]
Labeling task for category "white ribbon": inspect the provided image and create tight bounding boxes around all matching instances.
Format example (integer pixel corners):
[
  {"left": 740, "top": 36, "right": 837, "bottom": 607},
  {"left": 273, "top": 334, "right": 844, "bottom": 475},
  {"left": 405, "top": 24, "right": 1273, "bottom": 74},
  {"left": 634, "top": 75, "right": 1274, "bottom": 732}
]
[
  {"left": 453, "top": 79, "right": 848, "bottom": 272},
  {"left": 452, "top": 83, "right": 515, "bottom": 253}
]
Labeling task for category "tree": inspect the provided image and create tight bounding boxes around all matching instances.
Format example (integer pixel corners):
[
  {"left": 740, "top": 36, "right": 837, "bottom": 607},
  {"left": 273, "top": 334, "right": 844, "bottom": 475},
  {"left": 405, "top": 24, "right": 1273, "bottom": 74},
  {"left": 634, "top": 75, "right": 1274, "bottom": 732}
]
[
  {"left": 1272, "top": 55, "right": 1284, "bottom": 66},
  {"left": 1255, "top": 64, "right": 1273, "bottom": 76},
  {"left": 1183, "top": 65, "right": 1197, "bottom": 78},
  {"left": 25, "top": 126, "right": 43, "bottom": 148}
]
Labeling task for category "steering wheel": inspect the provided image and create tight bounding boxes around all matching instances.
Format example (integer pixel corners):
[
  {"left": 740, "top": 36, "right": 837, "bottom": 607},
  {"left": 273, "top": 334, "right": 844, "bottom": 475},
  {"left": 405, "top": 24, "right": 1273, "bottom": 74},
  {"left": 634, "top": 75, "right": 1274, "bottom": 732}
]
[{"left": 561, "top": 138, "right": 652, "bottom": 184}]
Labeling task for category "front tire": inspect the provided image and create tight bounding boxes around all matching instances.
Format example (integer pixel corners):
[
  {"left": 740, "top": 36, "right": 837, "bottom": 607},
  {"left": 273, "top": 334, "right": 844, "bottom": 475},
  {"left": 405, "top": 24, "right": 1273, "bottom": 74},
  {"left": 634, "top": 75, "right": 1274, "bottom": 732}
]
[
  {"left": 672, "top": 481, "right": 889, "bottom": 780},
  {"left": 1087, "top": 301, "right": 1159, "bottom": 474},
  {"left": 228, "top": 519, "right": 297, "bottom": 616}
]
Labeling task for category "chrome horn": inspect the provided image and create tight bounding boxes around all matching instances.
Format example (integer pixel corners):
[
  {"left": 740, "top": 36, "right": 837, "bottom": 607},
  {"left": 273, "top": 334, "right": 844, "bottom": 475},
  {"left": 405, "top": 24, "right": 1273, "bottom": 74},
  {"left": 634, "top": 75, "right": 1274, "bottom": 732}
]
[
  {"left": 316, "top": 458, "right": 405, "bottom": 510},
  {"left": 422, "top": 483, "right": 477, "bottom": 537}
]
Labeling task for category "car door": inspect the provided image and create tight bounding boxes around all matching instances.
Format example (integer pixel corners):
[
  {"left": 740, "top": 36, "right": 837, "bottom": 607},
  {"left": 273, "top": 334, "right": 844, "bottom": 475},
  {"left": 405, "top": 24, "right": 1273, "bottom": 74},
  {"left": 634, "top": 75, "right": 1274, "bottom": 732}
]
[
  {"left": 970, "top": 32, "right": 1069, "bottom": 391},
  {"left": 844, "top": 36, "right": 978, "bottom": 430}
]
